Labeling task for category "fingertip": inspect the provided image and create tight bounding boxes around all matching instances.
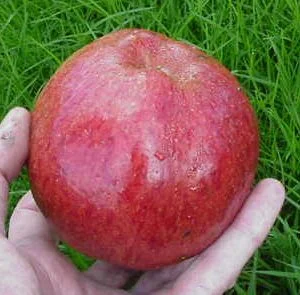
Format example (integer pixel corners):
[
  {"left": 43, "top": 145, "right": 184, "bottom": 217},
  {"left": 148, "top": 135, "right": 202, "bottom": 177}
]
[
  {"left": 1, "top": 107, "right": 30, "bottom": 124},
  {"left": 8, "top": 106, "right": 30, "bottom": 116},
  {"left": 256, "top": 178, "right": 285, "bottom": 206},
  {"left": 0, "top": 106, "right": 31, "bottom": 182},
  {"left": 17, "top": 191, "right": 40, "bottom": 213},
  {"left": 261, "top": 178, "right": 285, "bottom": 195},
  {"left": 11, "top": 107, "right": 30, "bottom": 115}
]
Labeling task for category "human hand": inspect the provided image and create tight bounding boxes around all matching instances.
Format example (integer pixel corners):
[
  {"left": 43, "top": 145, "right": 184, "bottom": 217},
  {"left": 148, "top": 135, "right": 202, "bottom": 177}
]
[{"left": 0, "top": 107, "right": 285, "bottom": 295}]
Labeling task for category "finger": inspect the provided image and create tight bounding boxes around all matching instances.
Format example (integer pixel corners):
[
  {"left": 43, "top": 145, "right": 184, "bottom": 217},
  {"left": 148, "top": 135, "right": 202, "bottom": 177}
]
[
  {"left": 84, "top": 260, "right": 136, "bottom": 288},
  {"left": 81, "top": 276, "right": 129, "bottom": 295},
  {"left": 0, "top": 107, "right": 30, "bottom": 182},
  {"left": 8, "top": 191, "right": 56, "bottom": 244},
  {"left": 131, "top": 257, "right": 196, "bottom": 295},
  {"left": 172, "top": 178, "right": 285, "bottom": 295},
  {"left": 0, "top": 174, "right": 9, "bottom": 236}
]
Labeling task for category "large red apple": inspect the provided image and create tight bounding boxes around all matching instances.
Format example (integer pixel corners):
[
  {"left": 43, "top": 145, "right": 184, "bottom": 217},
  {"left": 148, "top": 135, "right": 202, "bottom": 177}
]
[{"left": 29, "top": 29, "right": 259, "bottom": 270}]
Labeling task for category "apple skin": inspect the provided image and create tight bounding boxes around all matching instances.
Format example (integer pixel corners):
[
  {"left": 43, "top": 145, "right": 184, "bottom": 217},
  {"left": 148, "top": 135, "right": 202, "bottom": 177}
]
[{"left": 29, "top": 29, "right": 259, "bottom": 270}]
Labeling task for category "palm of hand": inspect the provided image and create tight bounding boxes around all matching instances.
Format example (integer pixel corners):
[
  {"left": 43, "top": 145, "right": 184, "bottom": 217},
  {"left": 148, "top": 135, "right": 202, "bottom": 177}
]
[{"left": 0, "top": 108, "right": 284, "bottom": 295}]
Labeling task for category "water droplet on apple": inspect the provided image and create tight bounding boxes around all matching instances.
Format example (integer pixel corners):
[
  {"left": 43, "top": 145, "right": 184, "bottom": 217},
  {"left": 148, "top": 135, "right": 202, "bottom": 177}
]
[
  {"left": 154, "top": 151, "right": 166, "bottom": 161},
  {"left": 189, "top": 185, "right": 199, "bottom": 191}
]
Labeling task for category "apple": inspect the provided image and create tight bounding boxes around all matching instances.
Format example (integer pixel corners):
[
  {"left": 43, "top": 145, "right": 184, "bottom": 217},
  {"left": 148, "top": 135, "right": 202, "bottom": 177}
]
[{"left": 29, "top": 29, "right": 259, "bottom": 270}]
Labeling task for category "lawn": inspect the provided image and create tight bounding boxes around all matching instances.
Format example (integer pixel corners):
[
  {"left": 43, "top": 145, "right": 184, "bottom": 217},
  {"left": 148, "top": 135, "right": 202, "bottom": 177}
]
[{"left": 0, "top": 0, "right": 299, "bottom": 294}]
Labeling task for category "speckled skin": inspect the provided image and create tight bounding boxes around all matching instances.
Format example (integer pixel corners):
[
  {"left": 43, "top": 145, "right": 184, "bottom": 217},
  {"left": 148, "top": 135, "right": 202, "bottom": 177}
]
[{"left": 29, "top": 29, "right": 259, "bottom": 270}]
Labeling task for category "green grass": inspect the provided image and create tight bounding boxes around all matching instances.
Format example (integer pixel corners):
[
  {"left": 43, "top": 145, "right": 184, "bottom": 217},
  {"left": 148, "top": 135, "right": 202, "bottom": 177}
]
[{"left": 1, "top": 0, "right": 299, "bottom": 293}]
